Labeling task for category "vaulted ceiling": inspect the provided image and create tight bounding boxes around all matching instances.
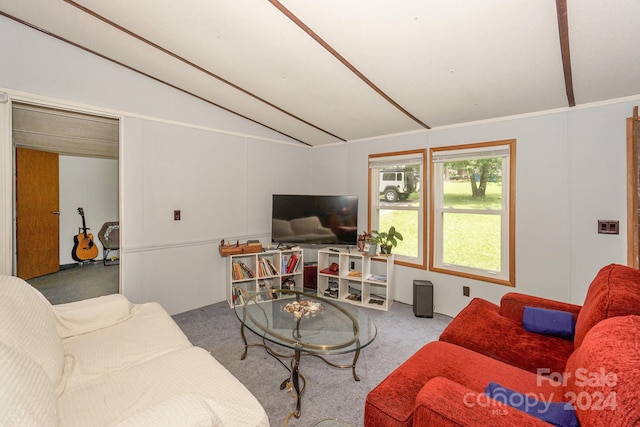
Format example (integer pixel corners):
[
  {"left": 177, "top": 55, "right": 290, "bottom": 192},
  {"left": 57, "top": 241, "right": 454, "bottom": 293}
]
[{"left": 1, "top": 1, "right": 639, "bottom": 146}]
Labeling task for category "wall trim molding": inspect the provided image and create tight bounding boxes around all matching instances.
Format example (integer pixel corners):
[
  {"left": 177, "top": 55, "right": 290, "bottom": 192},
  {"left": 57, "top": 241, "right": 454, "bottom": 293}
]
[{"left": 121, "top": 233, "right": 271, "bottom": 254}]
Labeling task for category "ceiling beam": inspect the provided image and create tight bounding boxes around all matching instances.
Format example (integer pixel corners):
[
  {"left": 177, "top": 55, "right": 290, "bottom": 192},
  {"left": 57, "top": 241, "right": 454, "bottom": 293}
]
[
  {"left": 62, "top": 0, "right": 346, "bottom": 144},
  {"left": 269, "top": 0, "right": 431, "bottom": 130},
  {"left": 556, "top": 0, "right": 576, "bottom": 107},
  {"left": 1, "top": 10, "right": 316, "bottom": 146}
]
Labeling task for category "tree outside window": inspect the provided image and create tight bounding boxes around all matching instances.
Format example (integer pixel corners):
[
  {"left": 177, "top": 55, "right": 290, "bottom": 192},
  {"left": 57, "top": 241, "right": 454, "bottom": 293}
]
[{"left": 430, "top": 140, "right": 515, "bottom": 286}]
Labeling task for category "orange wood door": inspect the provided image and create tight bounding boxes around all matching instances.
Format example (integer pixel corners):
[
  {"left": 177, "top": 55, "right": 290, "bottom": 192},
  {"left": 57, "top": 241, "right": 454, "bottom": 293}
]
[{"left": 16, "top": 147, "right": 60, "bottom": 280}]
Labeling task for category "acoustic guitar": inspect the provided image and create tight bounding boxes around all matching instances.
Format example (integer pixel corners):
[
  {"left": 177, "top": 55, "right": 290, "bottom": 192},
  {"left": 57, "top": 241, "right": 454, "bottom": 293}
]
[{"left": 72, "top": 207, "right": 99, "bottom": 261}]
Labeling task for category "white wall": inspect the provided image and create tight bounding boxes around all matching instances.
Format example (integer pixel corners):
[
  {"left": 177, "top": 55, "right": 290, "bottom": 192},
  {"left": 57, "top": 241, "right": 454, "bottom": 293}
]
[
  {"left": 310, "top": 100, "right": 638, "bottom": 317},
  {"left": 0, "top": 15, "right": 309, "bottom": 314},
  {"left": 0, "top": 15, "right": 637, "bottom": 318},
  {"left": 120, "top": 118, "right": 310, "bottom": 314},
  {"left": 59, "top": 156, "right": 119, "bottom": 265}
]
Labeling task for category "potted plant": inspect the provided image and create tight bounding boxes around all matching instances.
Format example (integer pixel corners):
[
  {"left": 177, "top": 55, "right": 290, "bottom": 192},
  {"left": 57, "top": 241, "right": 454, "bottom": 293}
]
[{"left": 370, "top": 226, "right": 403, "bottom": 254}]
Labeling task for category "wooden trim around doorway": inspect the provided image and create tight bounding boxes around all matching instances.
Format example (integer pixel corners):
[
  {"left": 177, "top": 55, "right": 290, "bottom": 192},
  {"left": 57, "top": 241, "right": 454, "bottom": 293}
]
[{"left": 627, "top": 106, "right": 639, "bottom": 268}]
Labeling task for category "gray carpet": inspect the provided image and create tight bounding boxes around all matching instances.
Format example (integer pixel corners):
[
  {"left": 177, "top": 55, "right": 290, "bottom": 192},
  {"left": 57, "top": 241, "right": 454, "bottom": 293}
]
[
  {"left": 27, "top": 262, "right": 119, "bottom": 304},
  {"left": 173, "top": 300, "right": 452, "bottom": 427}
]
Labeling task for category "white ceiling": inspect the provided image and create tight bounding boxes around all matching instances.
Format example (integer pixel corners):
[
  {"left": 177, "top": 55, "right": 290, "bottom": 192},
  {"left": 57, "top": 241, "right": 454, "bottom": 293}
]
[{"left": 1, "top": 0, "right": 639, "bottom": 146}]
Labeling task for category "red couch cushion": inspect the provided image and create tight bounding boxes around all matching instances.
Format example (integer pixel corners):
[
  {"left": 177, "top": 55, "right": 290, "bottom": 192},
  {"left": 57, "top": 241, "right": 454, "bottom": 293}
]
[
  {"left": 565, "top": 315, "right": 640, "bottom": 427},
  {"left": 574, "top": 264, "right": 640, "bottom": 348},
  {"left": 498, "top": 292, "right": 581, "bottom": 324},
  {"left": 414, "top": 377, "right": 552, "bottom": 427},
  {"left": 439, "top": 298, "right": 574, "bottom": 374},
  {"left": 364, "top": 341, "right": 562, "bottom": 427}
]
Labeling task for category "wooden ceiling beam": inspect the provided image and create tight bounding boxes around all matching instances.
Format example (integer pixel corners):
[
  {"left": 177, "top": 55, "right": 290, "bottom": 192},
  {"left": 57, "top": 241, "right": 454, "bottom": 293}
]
[
  {"left": 58, "top": 0, "right": 344, "bottom": 145},
  {"left": 269, "top": 0, "right": 430, "bottom": 130},
  {"left": 556, "top": 0, "right": 576, "bottom": 107}
]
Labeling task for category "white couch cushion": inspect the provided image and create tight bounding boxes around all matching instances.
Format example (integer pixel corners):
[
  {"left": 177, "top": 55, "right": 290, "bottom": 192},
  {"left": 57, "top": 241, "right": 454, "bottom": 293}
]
[
  {"left": 112, "top": 393, "right": 221, "bottom": 427},
  {"left": 0, "top": 341, "right": 57, "bottom": 427},
  {"left": 0, "top": 275, "right": 64, "bottom": 387},
  {"left": 57, "top": 347, "right": 270, "bottom": 427},
  {"left": 53, "top": 293, "right": 133, "bottom": 338},
  {"left": 61, "top": 302, "right": 192, "bottom": 389}
]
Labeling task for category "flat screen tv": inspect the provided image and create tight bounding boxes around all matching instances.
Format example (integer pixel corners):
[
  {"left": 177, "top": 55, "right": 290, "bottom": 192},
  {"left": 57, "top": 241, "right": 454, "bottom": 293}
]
[{"left": 272, "top": 194, "right": 358, "bottom": 245}]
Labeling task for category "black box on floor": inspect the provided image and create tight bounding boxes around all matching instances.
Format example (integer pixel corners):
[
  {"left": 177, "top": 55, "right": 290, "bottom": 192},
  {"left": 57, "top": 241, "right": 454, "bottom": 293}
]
[{"left": 413, "top": 280, "right": 433, "bottom": 318}]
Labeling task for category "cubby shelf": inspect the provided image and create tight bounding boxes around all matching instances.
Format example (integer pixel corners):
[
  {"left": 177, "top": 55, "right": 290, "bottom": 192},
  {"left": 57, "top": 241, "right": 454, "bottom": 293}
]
[
  {"left": 317, "top": 248, "right": 394, "bottom": 311},
  {"left": 226, "top": 249, "right": 303, "bottom": 307}
]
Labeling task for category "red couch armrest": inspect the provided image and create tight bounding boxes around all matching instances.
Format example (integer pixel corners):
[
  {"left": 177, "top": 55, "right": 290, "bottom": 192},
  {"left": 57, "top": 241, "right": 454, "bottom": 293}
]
[
  {"left": 414, "top": 377, "right": 550, "bottom": 427},
  {"left": 499, "top": 292, "right": 581, "bottom": 324}
]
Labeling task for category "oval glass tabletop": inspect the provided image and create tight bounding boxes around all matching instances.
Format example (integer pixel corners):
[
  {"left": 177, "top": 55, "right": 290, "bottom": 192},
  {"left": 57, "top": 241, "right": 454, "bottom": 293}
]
[{"left": 233, "top": 289, "right": 377, "bottom": 355}]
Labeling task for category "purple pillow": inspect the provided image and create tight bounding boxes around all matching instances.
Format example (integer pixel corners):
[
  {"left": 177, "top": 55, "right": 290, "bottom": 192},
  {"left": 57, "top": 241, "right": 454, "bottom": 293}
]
[
  {"left": 485, "top": 382, "right": 579, "bottom": 427},
  {"left": 522, "top": 306, "right": 576, "bottom": 340}
]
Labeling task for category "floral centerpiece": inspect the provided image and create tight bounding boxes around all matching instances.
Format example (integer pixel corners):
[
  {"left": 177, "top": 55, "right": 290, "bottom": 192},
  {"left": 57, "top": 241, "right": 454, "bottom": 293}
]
[{"left": 357, "top": 230, "right": 371, "bottom": 252}]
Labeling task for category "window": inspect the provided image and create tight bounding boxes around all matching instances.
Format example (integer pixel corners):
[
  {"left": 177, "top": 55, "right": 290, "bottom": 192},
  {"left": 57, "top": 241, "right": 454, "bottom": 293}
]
[
  {"left": 369, "top": 149, "right": 426, "bottom": 269},
  {"left": 430, "top": 140, "right": 515, "bottom": 286}
]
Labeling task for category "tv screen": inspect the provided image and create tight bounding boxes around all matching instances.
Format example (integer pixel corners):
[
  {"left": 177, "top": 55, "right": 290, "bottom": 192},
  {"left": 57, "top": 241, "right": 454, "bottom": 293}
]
[{"left": 272, "top": 194, "right": 358, "bottom": 245}]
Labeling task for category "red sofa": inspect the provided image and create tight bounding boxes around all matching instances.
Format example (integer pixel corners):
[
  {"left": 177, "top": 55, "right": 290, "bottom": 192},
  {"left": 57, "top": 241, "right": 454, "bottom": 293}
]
[{"left": 364, "top": 264, "right": 640, "bottom": 426}]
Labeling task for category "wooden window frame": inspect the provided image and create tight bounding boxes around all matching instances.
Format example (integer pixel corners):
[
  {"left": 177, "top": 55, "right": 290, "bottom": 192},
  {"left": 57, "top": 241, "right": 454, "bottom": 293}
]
[
  {"left": 368, "top": 149, "right": 427, "bottom": 269},
  {"left": 429, "top": 139, "right": 516, "bottom": 287}
]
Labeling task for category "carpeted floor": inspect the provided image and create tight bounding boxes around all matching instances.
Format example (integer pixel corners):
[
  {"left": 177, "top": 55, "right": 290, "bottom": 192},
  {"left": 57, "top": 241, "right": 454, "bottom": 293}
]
[
  {"left": 173, "top": 300, "right": 452, "bottom": 427},
  {"left": 27, "top": 262, "right": 119, "bottom": 304},
  {"left": 28, "top": 265, "right": 451, "bottom": 426}
]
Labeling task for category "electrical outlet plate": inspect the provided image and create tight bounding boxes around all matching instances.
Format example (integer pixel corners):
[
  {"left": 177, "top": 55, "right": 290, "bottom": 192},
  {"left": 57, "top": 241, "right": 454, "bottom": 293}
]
[{"left": 597, "top": 220, "right": 618, "bottom": 234}]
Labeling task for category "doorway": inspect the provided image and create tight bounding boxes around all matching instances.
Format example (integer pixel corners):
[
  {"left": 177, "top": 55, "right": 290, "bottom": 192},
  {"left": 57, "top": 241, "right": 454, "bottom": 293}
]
[{"left": 12, "top": 101, "right": 120, "bottom": 302}]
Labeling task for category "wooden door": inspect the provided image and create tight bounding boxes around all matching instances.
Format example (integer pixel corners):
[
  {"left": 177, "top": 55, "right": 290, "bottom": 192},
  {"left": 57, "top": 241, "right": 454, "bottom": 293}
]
[{"left": 16, "top": 147, "right": 60, "bottom": 279}]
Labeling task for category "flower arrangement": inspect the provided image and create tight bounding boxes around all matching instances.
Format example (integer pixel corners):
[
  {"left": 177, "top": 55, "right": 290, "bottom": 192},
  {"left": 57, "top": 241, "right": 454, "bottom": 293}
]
[{"left": 357, "top": 231, "right": 371, "bottom": 251}]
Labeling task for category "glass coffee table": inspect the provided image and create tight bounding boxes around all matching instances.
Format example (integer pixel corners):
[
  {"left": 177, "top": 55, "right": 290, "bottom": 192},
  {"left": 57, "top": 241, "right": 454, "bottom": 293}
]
[{"left": 233, "top": 288, "right": 377, "bottom": 420}]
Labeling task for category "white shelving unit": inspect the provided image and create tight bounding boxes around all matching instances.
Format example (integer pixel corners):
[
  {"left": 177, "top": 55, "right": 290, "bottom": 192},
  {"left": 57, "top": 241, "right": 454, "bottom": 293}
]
[
  {"left": 226, "top": 249, "right": 303, "bottom": 307},
  {"left": 317, "top": 248, "right": 394, "bottom": 311}
]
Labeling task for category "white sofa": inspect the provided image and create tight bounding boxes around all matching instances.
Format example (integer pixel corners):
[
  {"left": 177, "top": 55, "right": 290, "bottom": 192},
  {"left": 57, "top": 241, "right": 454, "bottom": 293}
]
[{"left": 0, "top": 275, "right": 270, "bottom": 427}]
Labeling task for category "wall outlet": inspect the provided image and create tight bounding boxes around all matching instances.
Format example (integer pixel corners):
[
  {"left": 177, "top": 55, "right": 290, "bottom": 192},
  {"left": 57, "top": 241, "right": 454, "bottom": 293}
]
[
  {"left": 463, "top": 286, "right": 470, "bottom": 297},
  {"left": 597, "top": 220, "right": 619, "bottom": 234},
  {"left": 350, "top": 261, "right": 355, "bottom": 270},
  {"left": 174, "top": 210, "right": 181, "bottom": 221}
]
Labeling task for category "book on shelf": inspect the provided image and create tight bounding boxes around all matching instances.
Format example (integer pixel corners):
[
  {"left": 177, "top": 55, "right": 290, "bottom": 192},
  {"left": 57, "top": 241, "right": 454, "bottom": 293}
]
[
  {"left": 266, "top": 258, "right": 278, "bottom": 274},
  {"left": 258, "top": 258, "right": 278, "bottom": 277},
  {"left": 232, "top": 261, "right": 255, "bottom": 280},
  {"left": 265, "top": 281, "right": 276, "bottom": 299},
  {"left": 284, "top": 254, "right": 301, "bottom": 274},
  {"left": 240, "top": 261, "right": 255, "bottom": 278},
  {"left": 258, "top": 281, "right": 276, "bottom": 300},
  {"left": 233, "top": 286, "right": 248, "bottom": 305},
  {"left": 367, "top": 274, "right": 387, "bottom": 283}
]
